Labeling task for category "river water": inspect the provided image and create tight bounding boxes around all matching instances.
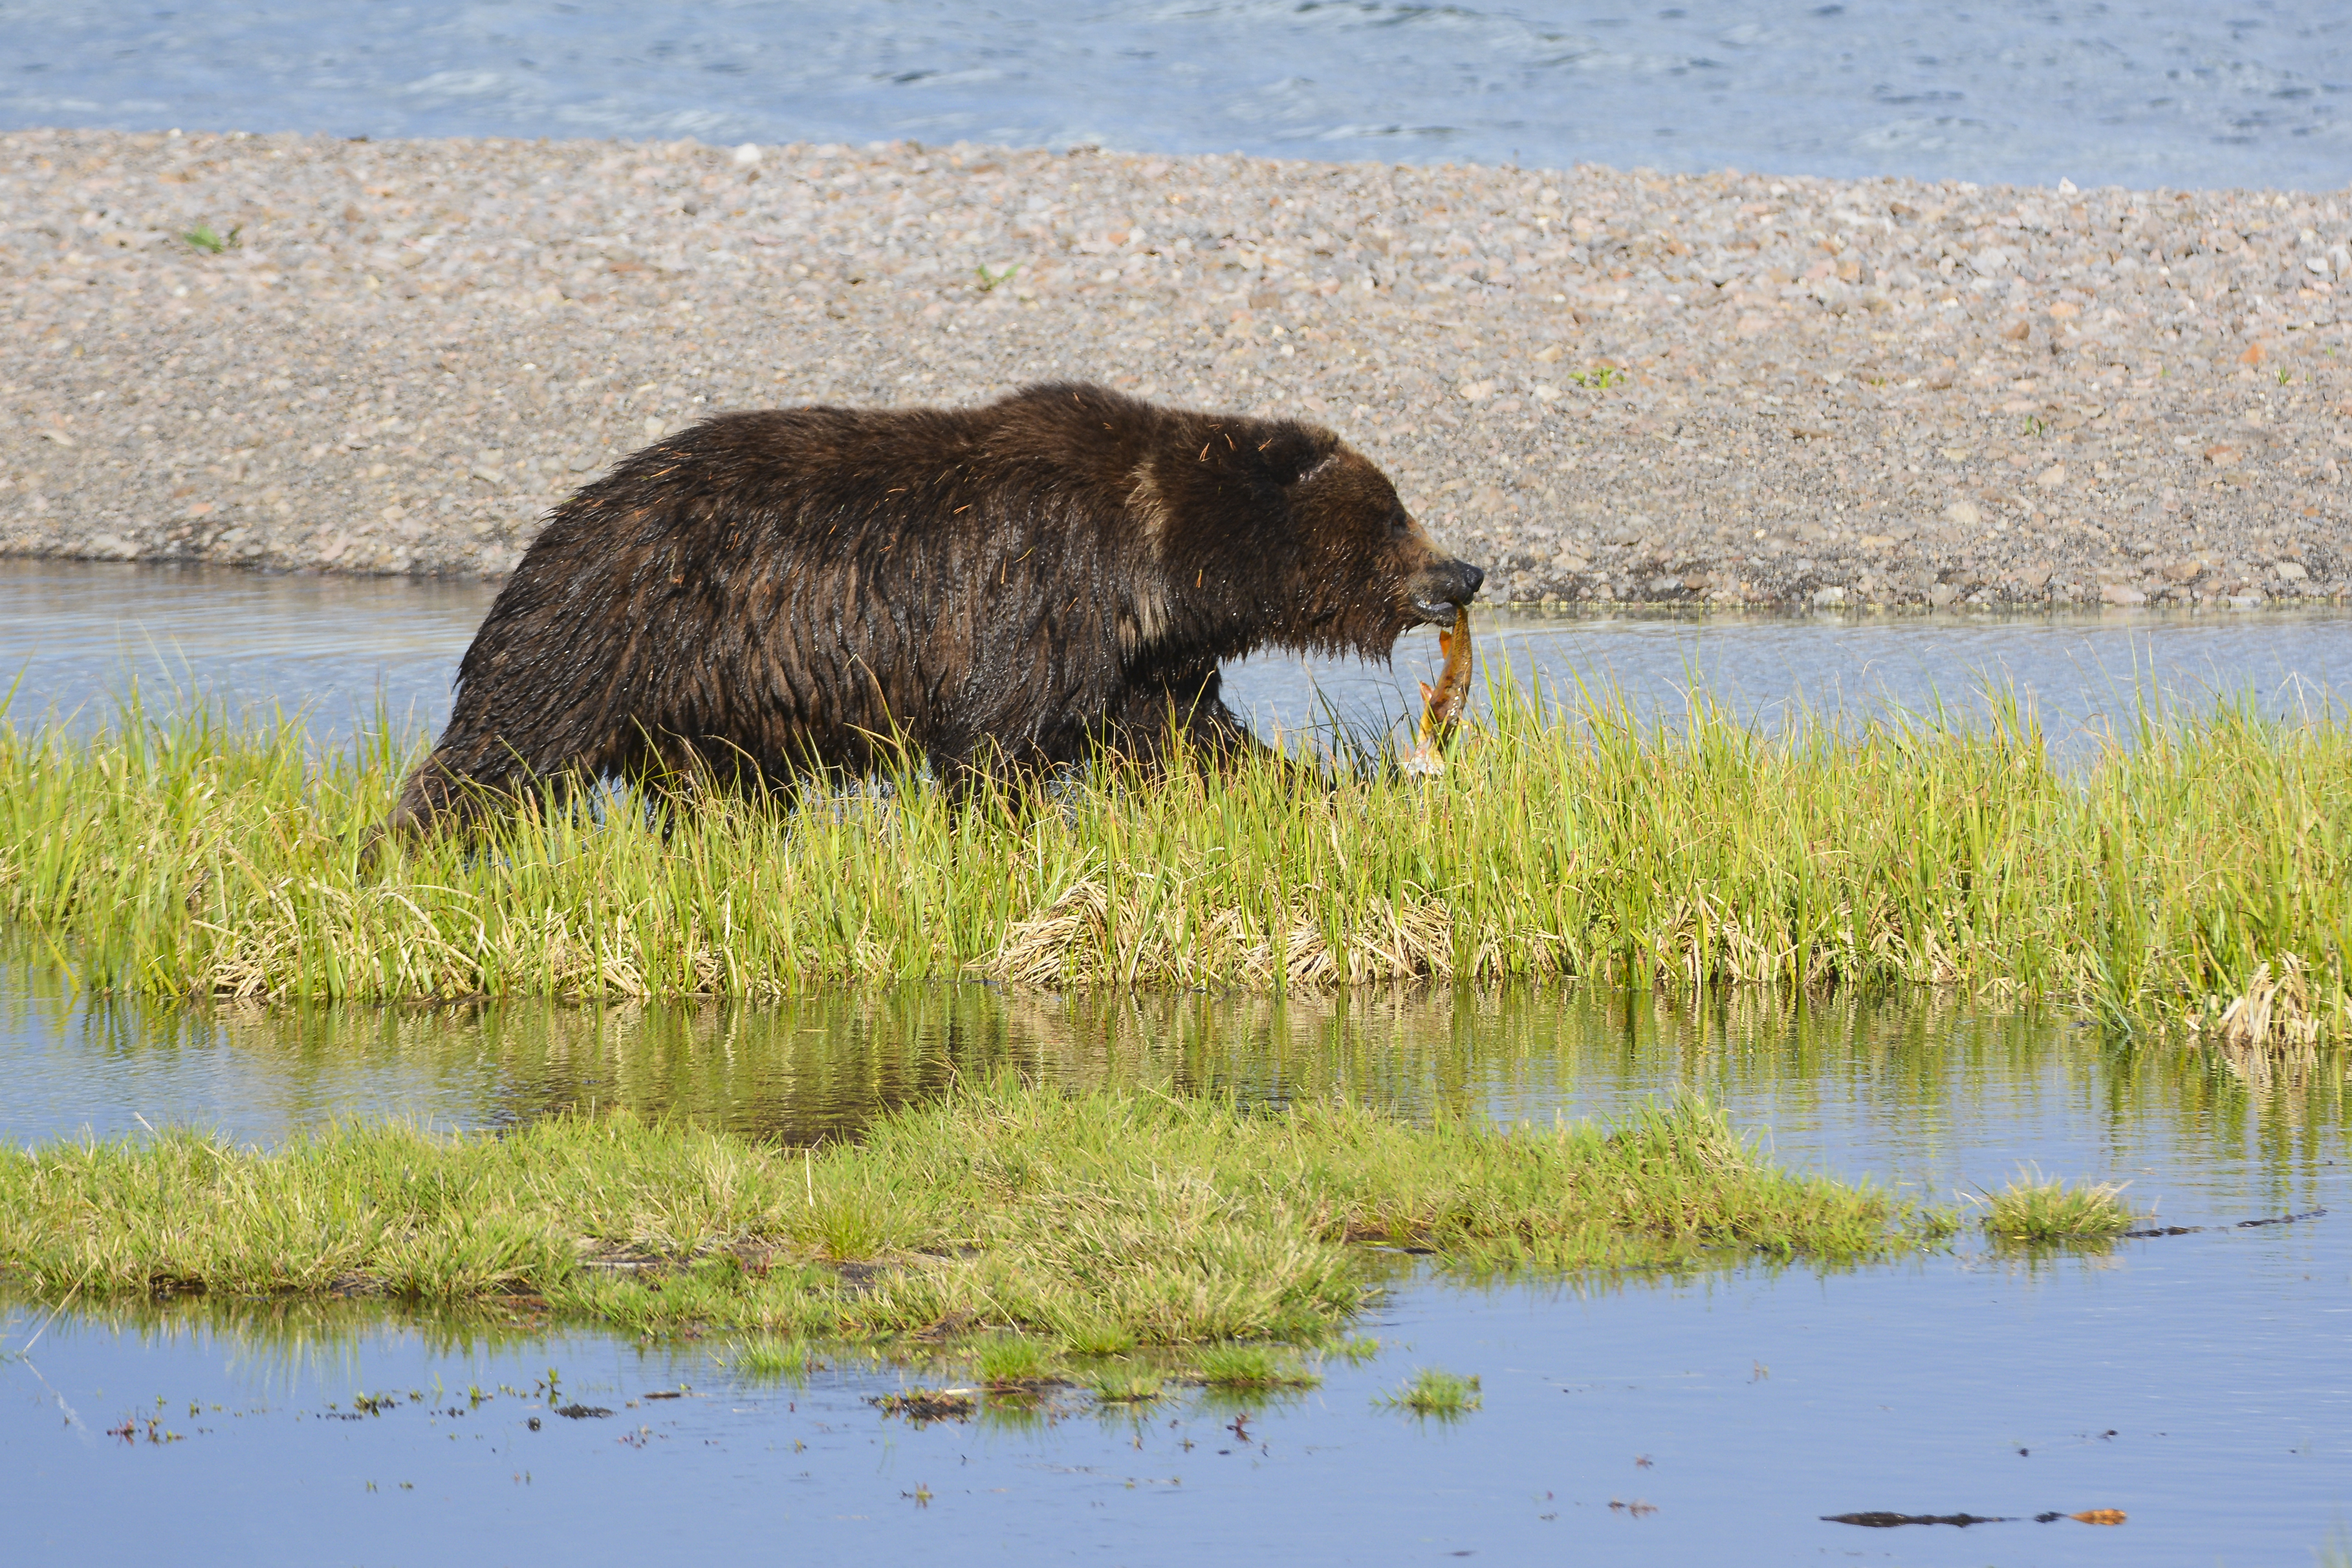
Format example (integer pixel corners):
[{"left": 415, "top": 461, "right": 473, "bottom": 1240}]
[
  {"left": 4, "top": 967, "right": 2347, "bottom": 1565},
  {"left": 4, "top": 559, "right": 2350, "bottom": 1562},
  {"left": 3, "top": 0, "right": 2348, "bottom": 191},
  {"left": 5, "top": 558, "right": 2350, "bottom": 759}
]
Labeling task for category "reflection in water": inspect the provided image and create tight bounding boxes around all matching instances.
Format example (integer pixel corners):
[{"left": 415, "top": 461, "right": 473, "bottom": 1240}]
[
  {"left": 11, "top": 948, "right": 2342, "bottom": 1219},
  {"left": 8, "top": 559, "right": 2350, "bottom": 1562},
  {"left": 7, "top": 949, "right": 2349, "bottom": 1563},
  {"left": 6, "top": 1094, "right": 2348, "bottom": 1566}
]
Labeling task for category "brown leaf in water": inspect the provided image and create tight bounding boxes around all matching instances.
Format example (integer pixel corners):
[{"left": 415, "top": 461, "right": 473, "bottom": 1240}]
[{"left": 2071, "top": 1509, "right": 2128, "bottom": 1525}]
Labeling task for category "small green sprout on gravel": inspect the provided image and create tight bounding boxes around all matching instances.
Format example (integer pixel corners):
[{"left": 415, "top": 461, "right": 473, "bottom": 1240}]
[
  {"left": 974, "top": 261, "right": 1018, "bottom": 292},
  {"left": 1972, "top": 1167, "right": 2136, "bottom": 1244},
  {"left": 1381, "top": 1367, "right": 1482, "bottom": 1417},
  {"left": 181, "top": 221, "right": 240, "bottom": 254},
  {"left": 1193, "top": 1344, "right": 1320, "bottom": 1391},
  {"left": 1569, "top": 363, "right": 1625, "bottom": 390}
]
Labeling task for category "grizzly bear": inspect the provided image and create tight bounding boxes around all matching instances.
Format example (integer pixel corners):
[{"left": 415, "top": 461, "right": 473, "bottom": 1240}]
[{"left": 383, "top": 381, "right": 1482, "bottom": 834}]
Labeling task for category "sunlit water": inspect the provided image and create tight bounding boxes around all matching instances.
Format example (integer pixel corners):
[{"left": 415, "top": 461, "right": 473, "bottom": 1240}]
[
  {"left": 5, "top": 559, "right": 2349, "bottom": 762},
  {"left": 4, "top": 0, "right": 2348, "bottom": 189},
  {"left": 3, "top": 967, "right": 2347, "bottom": 1564},
  {"left": 3, "top": 559, "right": 2349, "bottom": 1561}
]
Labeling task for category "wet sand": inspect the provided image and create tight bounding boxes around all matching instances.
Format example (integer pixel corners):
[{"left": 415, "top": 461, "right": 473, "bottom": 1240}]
[{"left": 3, "top": 127, "right": 2346, "bottom": 608}]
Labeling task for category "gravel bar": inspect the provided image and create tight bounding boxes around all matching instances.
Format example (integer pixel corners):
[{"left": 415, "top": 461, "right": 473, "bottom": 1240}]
[{"left": 5, "top": 126, "right": 2348, "bottom": 610}]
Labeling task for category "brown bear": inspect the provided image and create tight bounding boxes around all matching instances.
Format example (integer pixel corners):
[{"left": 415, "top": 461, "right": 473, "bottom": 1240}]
[{"left": 383, "top": 381, "right": 1483, "bottom": 834}]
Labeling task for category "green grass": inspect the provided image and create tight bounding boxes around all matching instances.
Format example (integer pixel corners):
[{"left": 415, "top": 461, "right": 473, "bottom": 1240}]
[
  {"left": 732, "top": 1335, "right": 821, "bottom": 1380},
  {"left": 1193, "top": 1343, "right": 1320, "bottom": 1390},
  {"left": 180, "top": 220, "right": 239, "bottom": 254},
  {"left": 1380, "top": 1367, "right": 1482, "bottom": 1416},
  {"left": 972, "top": 1335, "right": 1057, "bottom": 1388},
  {"left": 5, "top": 684, "right": 2347, "bottom": 1042},
  {"left": 1085, "top": 1365, "right": 1167, "bottom": 1403},
  {"left": 0, "top": 1080, "right": 1936, "bottom": 1362},
  {"left": 1973, "top": 1167, "right": 2138, "bottom": 1244}
]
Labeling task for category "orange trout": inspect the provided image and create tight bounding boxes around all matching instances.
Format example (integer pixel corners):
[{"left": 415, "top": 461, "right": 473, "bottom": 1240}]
[{"left": 1403, "top": 605, "right": 1472, "bottom": 775}]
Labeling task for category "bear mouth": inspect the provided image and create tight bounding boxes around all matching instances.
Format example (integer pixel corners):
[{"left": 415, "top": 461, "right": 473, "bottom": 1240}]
[{"left": 1403, "top": 561, "right": 1485, "bottom": 624}]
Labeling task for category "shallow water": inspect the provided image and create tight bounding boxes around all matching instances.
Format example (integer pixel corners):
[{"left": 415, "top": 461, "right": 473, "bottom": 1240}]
[
  {"left": 5, "top": 557, "right": 2350, "bottom": 1560},
  {"left": 5, "top": 558, "right": 2349, "bottom": 762},
  {"left": 6, "top": 1222, "right": 2350, "bottom": 1565},
  {"left": 4, "top": 969, "right": 2348, "bottom": 1563},
  {"left": 3, "top": 0, "right": 2347, "bottom": 189}
]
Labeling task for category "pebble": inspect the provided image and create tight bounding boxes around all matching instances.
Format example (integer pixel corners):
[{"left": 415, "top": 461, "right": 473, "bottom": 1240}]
[{"left": 2, "top": 127, "right": 2346, "bottom": 609}]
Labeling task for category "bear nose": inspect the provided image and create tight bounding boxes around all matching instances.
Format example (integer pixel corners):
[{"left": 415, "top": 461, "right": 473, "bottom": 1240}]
[{"left": 1432, "top": 559, "right": 1483, "bottom": 603}]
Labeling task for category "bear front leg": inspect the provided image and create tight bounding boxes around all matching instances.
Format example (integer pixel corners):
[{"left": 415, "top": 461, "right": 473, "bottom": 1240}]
[
  {"left": 378, "top": 736, "right": 543, "bottom": 842},
  {"left": 1103, "top": 665, "right": 1281, "bottom": 776},
  {"left": 376, "top": 710, "right": 621, "bottom": 846}
]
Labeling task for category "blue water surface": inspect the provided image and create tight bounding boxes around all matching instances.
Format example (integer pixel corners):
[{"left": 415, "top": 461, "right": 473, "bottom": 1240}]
[{"left": 4, "top": 0, "right": 2348, "bottom": 189}]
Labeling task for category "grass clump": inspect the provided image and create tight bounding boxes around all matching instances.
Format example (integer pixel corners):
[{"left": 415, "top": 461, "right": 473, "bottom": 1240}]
[
  {"left": 1973, "top": 1167, "right": 2137, "bottom": 1244},
  {"left": 4, "top": 686, "right": 2348, "bottom": 1044},
  {"left": 1056, "top": 1318, "right": 1138, "bottom": 1357},
  {"left": 733, "top": 1335, "right": 821, "bottom": 1381},
  {"left": 1194, "top": 1343, "right": 1320, "bottom": 1390},
  {"left": 0, "top": 1080, "right": 1931, "bottom": 1358},
  {"left": 1380, "top": 1367, "right": 1482, "bottom": 1417},
  {"left": 1085, "top": 1366, "right": 1166, "bottom": 1403},
  {"left": 972, "top": 1335, "right": 1057, "bottom": 1388}
]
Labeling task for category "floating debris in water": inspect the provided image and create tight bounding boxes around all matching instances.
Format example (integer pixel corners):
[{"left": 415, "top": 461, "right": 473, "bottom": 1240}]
[
  {"left": 870, "top": 1388, "right": 978, "bottom": 1423},
  {"left": 1831, "top": 1507, "right": 2128, "bottom": 1529},
  {"left": 2125, "top": 1207, "right": 2327, "bottom": 1239}
]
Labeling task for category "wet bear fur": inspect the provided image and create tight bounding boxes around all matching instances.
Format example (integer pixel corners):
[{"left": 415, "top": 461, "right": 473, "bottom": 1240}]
[{"left": 385, "top": 381, "right": 1483, "bottom": 833}]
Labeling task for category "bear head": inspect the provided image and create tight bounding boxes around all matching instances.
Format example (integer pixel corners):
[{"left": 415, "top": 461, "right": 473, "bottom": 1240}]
[{"left": 1142, "top": 407, "right": 1485, "bottom": 663}]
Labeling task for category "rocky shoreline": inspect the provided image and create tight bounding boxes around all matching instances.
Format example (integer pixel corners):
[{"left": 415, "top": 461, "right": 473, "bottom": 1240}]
[{"left": 3, "top": 127, "right": 2347, "bottom": 608}]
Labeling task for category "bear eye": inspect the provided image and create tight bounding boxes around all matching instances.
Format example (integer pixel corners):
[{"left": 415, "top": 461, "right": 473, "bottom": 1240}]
[{"left": 1389, "top": 511, "right": 1412, "bottom": 537}]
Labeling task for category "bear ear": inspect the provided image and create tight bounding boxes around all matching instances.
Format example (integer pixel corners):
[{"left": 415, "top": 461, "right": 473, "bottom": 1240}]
[{"left": 1257, "top": 425, "right": 1338, "bottom": 488}]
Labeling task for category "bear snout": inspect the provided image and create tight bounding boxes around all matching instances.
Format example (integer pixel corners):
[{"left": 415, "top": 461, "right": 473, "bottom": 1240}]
[{"left": 1407, "top": 558, "right": 1485, "bottom": 622}]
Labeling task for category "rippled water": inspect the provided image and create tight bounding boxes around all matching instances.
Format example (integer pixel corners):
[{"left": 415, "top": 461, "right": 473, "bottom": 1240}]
[
  {"left": 5, "top": 558, "right": 2349, "bottom": 1561},
  {"left": 3, "top": 0, "right": 2348, "bottom": 189}
]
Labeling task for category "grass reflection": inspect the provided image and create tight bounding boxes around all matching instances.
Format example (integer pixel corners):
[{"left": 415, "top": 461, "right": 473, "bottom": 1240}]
[{"left": 12, "top": 956, "right": 2343, "bottom": 1170}]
